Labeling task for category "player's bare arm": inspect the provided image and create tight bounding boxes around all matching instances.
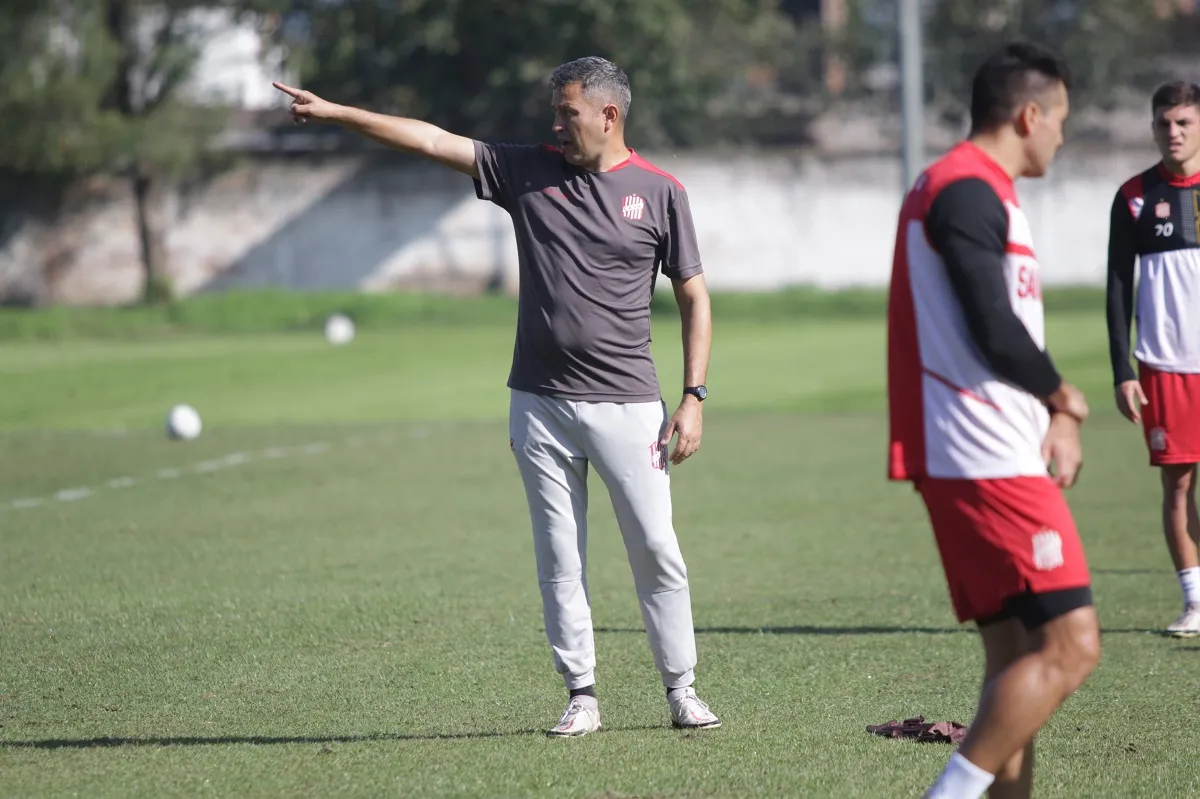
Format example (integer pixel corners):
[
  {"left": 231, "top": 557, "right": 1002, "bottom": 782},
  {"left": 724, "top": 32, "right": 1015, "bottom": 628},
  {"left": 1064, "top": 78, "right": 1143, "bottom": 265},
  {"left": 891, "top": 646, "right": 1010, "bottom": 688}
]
[
  {"left": 1040, "top": 383, "right": 1088, "bottom": 487},
  {"left": 272, "top": 82, "right": 478, "bottom": 178},
  {"left": 1115, "top": 380, "right": 1148, "bottom": 424},
  {"left": 660, "top": 274, "right": 712, "bottom": 465},
  {"left": 1046, "top": 382, "right": 1089, "bottom": 424}
]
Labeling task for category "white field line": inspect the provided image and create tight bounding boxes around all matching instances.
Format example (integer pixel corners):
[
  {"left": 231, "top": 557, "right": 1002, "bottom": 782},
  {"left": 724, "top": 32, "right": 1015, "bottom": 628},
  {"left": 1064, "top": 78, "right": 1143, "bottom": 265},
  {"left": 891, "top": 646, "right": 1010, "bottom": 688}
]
[{"left": 2, "top": 429, "right": 428, "bottom": 513}]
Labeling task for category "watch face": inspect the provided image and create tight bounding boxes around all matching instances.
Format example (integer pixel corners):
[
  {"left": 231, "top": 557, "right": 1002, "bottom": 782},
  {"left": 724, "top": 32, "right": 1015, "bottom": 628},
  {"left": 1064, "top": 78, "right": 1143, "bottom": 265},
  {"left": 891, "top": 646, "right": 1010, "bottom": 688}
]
[{"left": 693, "top": 385, "right": 707, "bottom": 400}]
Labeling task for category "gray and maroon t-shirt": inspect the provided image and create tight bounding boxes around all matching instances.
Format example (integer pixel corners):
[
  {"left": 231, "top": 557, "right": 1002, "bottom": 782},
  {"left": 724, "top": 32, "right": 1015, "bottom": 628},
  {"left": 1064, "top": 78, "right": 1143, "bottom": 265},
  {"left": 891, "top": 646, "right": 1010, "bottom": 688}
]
[{"left": 473, "top": 141, "right": 703, "bottom": 402}]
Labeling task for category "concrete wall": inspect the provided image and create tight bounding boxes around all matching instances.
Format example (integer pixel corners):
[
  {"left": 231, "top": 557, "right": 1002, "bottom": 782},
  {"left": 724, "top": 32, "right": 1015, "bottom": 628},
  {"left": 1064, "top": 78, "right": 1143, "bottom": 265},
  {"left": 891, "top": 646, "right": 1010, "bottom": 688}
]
[{"left": 0, "top": 144, "right": 1163, "bottom": 305}]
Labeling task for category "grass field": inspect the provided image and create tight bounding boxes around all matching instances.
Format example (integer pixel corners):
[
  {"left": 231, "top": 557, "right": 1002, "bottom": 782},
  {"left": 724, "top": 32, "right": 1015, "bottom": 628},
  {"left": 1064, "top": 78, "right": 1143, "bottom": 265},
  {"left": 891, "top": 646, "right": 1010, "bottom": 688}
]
[{"left": 2, "top": 299, "right": 1198, "bottom": 798}]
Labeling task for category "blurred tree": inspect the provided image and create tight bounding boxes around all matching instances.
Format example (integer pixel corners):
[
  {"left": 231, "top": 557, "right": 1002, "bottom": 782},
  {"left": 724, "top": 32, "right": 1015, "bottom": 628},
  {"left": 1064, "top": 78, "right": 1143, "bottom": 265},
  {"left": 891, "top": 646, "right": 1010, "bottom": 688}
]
[
  {"left": 0, "top": 1, "right": 122, "bottom": 174},
  {"left": 284, "top": 0, "right": 823, "bottom": 148},
  {"left": 0, "top": 0, "right": 282, "bottom": 303},
  {"left": 838, "top": 0, "right": 1176, "bottom": 128},
  {"left": 925, "top": 0, "right": 1169, "bottom": 124}
]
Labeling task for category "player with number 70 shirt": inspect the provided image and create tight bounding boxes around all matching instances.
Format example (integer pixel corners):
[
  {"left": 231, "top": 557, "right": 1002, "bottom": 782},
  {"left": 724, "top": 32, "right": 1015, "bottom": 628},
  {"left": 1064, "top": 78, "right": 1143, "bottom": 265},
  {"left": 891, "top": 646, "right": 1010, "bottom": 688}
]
[{"left": 1106, "top": 81, "right": 1200, "bottom": 638}]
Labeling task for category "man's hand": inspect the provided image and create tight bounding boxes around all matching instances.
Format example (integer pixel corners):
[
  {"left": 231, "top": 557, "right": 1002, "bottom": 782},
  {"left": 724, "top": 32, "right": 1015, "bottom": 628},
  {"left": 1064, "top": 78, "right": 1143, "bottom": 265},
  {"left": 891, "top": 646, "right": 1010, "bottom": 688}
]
[
  {"left": 1046, "top": 382, "right": 1090, "bottom": 424},
  {"left": 1042, "top": 412, "right": 1084, "bottom": 489},
  {"left": 274, "top": 82, "right": 341, "bottom": 124},
  {"left": 660, "top": 397, "right": 702, "bottom": 465},
  {"left": 1114, "top": 379, "right": 1148, "bottom": 424}
]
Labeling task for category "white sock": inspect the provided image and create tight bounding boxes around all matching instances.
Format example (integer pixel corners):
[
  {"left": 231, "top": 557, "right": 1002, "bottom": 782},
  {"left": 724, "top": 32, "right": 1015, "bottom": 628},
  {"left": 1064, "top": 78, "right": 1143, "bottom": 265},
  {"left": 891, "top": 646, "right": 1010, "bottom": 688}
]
[
  {"left": 667, "top": 686, "right": 694, "bottom": 703},
  {"left": 1179, "top": 567, "right": 1200, "bottom": 607},
  {"left": 923, "top": 752, "right": 995, "bottom": 799}
]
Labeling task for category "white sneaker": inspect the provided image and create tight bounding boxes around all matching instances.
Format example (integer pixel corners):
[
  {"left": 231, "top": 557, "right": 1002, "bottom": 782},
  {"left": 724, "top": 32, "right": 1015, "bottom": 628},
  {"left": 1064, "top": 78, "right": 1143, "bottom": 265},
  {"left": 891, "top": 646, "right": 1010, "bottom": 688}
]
[
  {"left": 668, "top": 686, "right": 722, "bottom": 730},
  {"left": 1167, "top": 604, "right": 1200, "bottom": 638},
  {"left": 546, "top": 695, "right": 601, "bottom": 737}
]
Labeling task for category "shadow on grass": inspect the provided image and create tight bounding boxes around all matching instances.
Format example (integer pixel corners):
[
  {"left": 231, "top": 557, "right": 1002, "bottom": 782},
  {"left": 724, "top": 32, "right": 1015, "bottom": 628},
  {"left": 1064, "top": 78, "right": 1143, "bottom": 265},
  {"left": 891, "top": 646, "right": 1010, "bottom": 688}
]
[
  {"left": 598, "top": 625, "right": 968, "bottom": 636},
  {"left": 597, "top": 624, "right": 1170, "bottom": 636},
  {"left": 0, "top": 725, "right": 666, "bottom": 750},
  {"left": 1092, "top": 568, "right": 1164, "bottom": 576}
]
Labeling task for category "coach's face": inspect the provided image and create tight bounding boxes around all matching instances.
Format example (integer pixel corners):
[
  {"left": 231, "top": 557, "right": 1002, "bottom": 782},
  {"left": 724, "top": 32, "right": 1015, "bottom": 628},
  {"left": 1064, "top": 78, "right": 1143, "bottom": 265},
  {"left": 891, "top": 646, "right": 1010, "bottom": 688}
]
[
  {"left": 1020, "top": 81, "right": 1069, "bottom": 178},
  {"left": 1152, "top": 103, "right": 1200, "bottom": 168},
  {"left": 552, "top": 82, "right": 618, "bottom": 169}
]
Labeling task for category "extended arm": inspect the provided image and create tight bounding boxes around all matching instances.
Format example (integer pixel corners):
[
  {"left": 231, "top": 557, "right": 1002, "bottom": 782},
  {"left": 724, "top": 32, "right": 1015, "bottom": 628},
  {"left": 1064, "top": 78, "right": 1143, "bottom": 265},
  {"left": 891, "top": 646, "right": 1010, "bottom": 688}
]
[{"left": 273, "top": 82, "right": 477, "bottom": 178}]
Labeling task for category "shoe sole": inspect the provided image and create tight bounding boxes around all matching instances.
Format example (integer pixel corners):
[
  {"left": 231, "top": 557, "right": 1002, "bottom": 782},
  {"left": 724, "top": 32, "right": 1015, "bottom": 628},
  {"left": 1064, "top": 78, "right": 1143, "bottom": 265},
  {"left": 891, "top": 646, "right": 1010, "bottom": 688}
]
[
  {"left": 672, "top": 720, "right": 722, "bottom": 730},
  {"left": 546, "top": 723, "right": 602, "bottom": 738},
  {"left": 1167, "top": 629, "right": 1200, "bottom": 638}
]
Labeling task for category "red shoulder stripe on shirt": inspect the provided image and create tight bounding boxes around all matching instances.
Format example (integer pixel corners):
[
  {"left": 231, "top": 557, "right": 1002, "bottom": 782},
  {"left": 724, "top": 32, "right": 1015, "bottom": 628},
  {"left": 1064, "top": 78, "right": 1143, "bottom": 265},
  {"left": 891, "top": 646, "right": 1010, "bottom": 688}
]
[
  {"left": 623, "top": 151, "right": 685, "bottom": 189},
  {"left": 541, "top": 144, "right": 562, "bottom": 154},
  {"left": 920, "top": 142, "right": 1016, "bottom": 215},
  {"left": 1118, "top": 172, "right": 1143, "bottom": 220}
]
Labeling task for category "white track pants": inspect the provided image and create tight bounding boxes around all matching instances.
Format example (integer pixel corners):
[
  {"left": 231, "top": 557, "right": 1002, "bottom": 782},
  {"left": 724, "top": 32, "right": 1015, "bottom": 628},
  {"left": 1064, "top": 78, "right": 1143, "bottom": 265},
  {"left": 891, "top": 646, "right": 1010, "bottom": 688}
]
[{"left": 509, "top": 389, "right": 697, "bottom": 690}]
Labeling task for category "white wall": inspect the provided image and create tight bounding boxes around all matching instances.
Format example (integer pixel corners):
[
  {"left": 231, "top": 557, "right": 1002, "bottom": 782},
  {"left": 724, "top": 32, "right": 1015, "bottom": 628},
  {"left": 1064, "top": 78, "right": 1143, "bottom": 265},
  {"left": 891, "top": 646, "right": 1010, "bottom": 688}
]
[
  {"left": 670, "top": 146, "right": 1157, "bottom": 289},
  {"left": 0, "top": 146, "right": 1164, "bottom": 305}
]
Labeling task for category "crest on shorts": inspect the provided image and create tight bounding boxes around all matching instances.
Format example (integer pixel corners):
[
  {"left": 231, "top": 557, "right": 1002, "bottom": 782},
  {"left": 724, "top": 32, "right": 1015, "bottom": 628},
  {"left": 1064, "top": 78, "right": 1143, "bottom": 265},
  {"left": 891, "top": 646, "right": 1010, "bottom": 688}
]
[
  {"left": 1156, "top": 200, "right": 1171, "bottom": 219},
  {"left": 1032, "top": 529, "right": 1064, "bottom": 572},
  {"left": 649, "top": 441, "right": 668, "bottom": 472},
  {"left": 622, "top": 194, "right": 646, "bottom": 221},
  {"left": 1150, "top": 427, "right": 1167, "bottom": 451}
]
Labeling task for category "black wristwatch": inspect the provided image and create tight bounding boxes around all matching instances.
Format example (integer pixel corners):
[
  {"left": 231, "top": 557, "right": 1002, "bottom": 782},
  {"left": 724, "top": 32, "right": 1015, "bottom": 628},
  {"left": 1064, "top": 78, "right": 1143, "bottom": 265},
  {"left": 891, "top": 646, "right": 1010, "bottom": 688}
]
[{"left": 684, "top": 385, "right": 707, "bottom": 402}]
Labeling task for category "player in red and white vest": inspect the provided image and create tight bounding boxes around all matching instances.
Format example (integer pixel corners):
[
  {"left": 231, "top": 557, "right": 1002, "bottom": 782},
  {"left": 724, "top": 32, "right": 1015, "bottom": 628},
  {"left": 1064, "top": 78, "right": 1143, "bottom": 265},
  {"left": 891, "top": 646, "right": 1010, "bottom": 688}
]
[
  {"left": 887, "top": 43, "right": 1100, "bottom": 799},
  {"left": 1107, "top": 81, "right": 1200, "bottom": 638}
]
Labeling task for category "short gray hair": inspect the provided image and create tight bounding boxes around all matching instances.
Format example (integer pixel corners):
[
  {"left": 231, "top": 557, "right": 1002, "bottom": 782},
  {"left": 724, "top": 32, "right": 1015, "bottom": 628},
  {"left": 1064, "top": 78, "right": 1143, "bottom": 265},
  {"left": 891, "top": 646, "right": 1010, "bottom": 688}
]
[{"left": 549, "top": 57, "right": 632, "bottom": 120}]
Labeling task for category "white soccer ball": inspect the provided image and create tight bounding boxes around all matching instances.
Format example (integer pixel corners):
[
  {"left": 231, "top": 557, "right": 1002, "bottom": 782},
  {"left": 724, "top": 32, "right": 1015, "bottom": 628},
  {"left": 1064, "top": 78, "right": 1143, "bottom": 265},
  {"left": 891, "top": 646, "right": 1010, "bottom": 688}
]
[
  {"left": 166, "top": 404, "right": 203, "bottom": 441},
  {"left": 324, "top": 313, "right": 355, "bottom": 345}
]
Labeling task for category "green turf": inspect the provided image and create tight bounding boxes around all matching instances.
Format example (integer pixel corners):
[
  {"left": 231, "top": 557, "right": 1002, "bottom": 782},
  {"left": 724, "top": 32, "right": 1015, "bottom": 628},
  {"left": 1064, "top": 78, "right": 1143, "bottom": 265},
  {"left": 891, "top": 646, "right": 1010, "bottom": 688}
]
[
  {"left": 0, "top": 285, "right": 1108, "bottom": 340},
  {"left": 1, "top": 310, "right": 1197, "bottom": 798}
]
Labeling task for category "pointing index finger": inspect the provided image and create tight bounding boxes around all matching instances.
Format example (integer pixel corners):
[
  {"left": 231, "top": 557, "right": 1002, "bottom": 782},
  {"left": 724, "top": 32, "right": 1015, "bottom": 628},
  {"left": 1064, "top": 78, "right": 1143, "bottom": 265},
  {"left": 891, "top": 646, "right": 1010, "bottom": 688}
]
[{"left": 272, "top": 81, "right": 303, "bottom": 98}]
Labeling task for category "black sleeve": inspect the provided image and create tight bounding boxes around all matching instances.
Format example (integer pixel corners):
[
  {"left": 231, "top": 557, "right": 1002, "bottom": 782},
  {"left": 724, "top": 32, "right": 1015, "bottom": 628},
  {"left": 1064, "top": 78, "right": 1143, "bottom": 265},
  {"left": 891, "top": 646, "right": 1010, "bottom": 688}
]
[
  {"left": 924, "top": 178, "right": 1063, "bottom": 398},
  {"left": 1105, "top": 190, "right": 1138, "bottom": 385}
]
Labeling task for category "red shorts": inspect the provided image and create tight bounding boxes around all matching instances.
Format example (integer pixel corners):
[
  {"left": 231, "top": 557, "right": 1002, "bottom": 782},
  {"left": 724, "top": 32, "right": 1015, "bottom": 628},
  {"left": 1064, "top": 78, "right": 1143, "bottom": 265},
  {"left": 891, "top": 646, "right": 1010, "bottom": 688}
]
[
  {"left": 917, "top": 476, "right": 1091, "bottom": 625},
  {"left": 1139, "top": 362, "right": 1200, "bottom": 466}
]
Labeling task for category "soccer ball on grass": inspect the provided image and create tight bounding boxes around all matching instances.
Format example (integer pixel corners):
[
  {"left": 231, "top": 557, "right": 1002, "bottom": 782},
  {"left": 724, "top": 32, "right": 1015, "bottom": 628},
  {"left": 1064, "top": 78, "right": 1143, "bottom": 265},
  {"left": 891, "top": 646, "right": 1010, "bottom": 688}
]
[
  {"left": 324, "top": 313, "right": 355, "bottom": 345},
  {"left": 166, "top": 404, "right": 203, "bottom": 440}
]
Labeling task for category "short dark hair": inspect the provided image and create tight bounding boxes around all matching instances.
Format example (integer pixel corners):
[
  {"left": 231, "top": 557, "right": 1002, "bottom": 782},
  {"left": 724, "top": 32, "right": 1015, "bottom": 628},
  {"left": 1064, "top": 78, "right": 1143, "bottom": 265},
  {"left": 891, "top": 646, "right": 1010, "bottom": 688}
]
[
  {"left": 549, "top": 57, "right": 632, "bottom": 120},
  {"left": 1151, "top": 81, "right": 1200, "bottom": 114},
  {"left": 969, "top": 42, "right": 1072, "bottom": 134}
]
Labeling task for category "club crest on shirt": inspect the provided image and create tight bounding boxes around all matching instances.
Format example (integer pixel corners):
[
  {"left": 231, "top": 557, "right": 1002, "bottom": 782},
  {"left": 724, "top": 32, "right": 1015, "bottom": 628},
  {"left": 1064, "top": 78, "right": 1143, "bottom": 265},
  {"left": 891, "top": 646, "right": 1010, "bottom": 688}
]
[
  {"left": 1156, "top": 200, "right": 1171, "bottom": 219},
  {"left": 1150, "top": 427, "right": 1167, "bottom": 451},
  {"left": 622, "top": 194, "right": 646, "bottom": 221}
]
